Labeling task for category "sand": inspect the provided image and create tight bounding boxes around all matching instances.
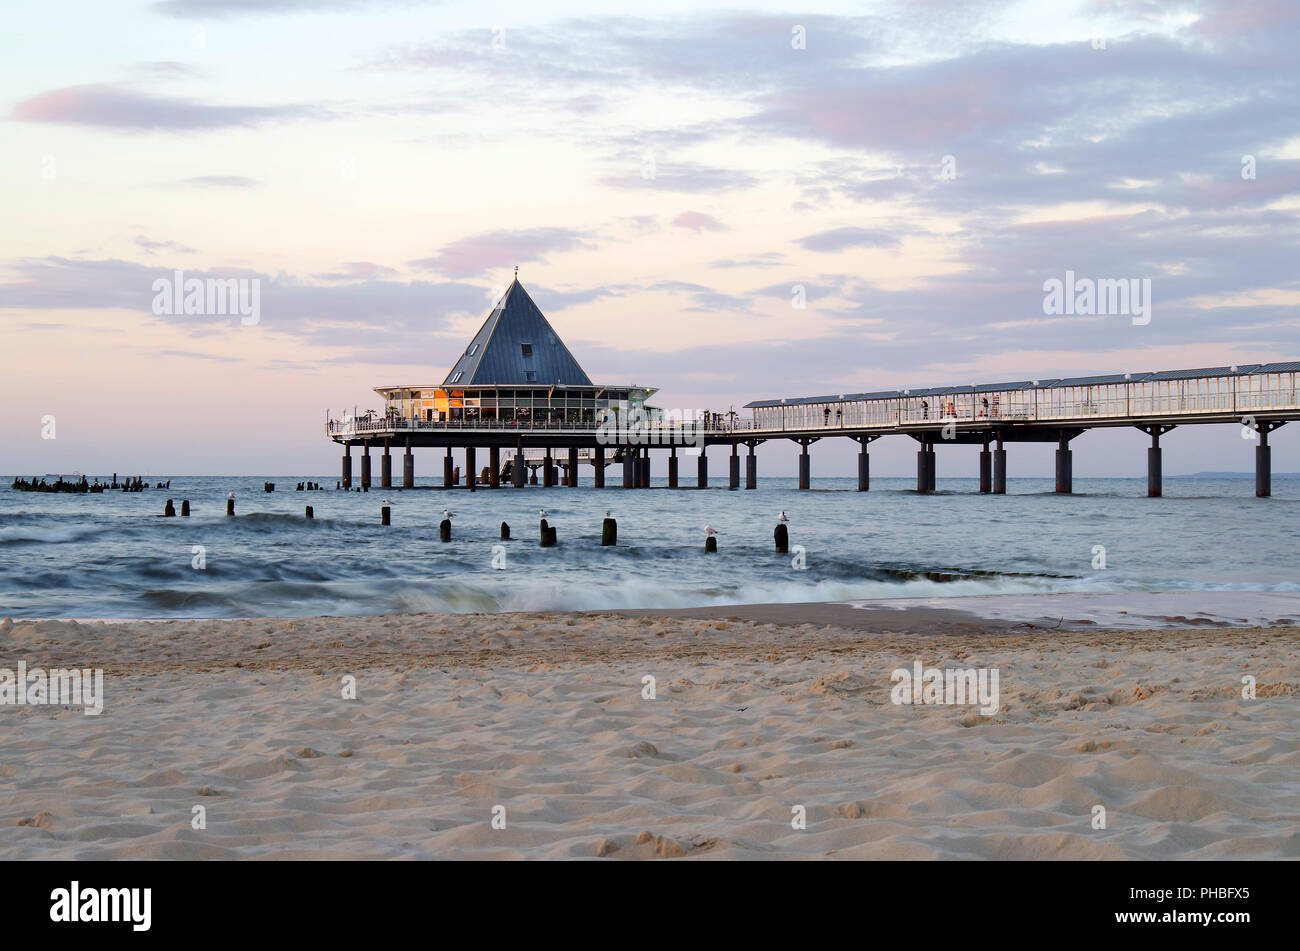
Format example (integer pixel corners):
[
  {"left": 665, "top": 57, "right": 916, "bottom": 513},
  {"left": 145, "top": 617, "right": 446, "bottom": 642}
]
[{"left": 1, "top": 610, "right": 1297, "bottom": 860}]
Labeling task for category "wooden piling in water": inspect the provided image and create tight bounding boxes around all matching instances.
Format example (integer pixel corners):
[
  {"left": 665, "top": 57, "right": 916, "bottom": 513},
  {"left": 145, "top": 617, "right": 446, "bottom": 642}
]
[
  {"left": 501, "top": 521, "right": 511, "bottom": 540},
  {"left": 305, "top": 506, "right": 314, "bottom": 519},
  {"left": 226, "top": 499, "right": 235, "bottom": 516},
  {"left": 774, "top": 523, "right": 789, "bottom": 553},
  {"left": 601, "top": 517, "right": 617, "bottom": 546},
  {"left": 439, "top": 518, "right": 451, "bottom": 541},
  {"left": 163, "top": 499, "right": 176, "bottom": 517},
  {"left": 705, "top": 535, "right": 718, "bottom": 553},
  {"left": 181, "top": 500, "right": 190, "bottom": 516},
  {"left": 381, "top": 506, "right": 391, "bottom": 526}
]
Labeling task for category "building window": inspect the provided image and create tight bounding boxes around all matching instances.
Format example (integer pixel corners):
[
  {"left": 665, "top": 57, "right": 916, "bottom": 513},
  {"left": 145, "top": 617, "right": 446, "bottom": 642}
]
[
  {"left": 468, "top": 343, "right": 478, "bottom": 355},
  {"left": 525, "top": 371, "right": 536, "bottom": 382},
  {"left": 449, "top": 371, "right": 462, "bottom": 384},
  {"left": 521, "top": 343, "right": 533, "bottom": 357}
]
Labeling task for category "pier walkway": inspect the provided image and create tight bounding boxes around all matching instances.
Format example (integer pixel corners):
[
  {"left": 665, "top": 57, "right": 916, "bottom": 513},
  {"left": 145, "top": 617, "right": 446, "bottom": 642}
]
[{"left": 327, "top": 362, "right": 1300, "bottom": 497}]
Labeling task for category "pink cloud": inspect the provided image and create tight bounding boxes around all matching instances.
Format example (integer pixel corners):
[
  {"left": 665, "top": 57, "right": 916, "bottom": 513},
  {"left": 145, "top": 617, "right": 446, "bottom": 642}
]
[{"left": 671, "top": 211, "right": 727, "bottom": 231}]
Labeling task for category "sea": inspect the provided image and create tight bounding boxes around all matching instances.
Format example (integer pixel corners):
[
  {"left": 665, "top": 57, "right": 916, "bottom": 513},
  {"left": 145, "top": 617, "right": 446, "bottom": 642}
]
[{"left": 1, "top": 476, "right": 1297, "bottom": 621}]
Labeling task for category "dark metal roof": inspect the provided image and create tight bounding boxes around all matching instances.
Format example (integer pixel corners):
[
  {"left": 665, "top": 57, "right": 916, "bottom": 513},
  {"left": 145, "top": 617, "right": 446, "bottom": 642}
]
[
  {"left": 442, "top": 280, "right": 593, "bottom": 387},
  {"left": 742, "top": 363, "right": 1297, "bottom": 409}
]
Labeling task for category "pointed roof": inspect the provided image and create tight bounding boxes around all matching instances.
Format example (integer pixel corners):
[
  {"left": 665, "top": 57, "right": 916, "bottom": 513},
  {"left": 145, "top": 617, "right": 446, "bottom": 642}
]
[{"left": 442, "top": 279, "right": 593, "bottom": 387}]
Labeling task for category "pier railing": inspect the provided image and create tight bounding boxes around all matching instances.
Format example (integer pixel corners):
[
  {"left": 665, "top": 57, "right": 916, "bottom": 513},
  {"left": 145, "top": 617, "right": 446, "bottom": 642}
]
[{"left": 326, "top": 417, "right": 760, "bottom": 438}]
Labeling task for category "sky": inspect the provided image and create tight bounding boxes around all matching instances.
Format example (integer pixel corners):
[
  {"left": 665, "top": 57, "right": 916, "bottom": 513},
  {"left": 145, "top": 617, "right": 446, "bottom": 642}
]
[{"left": 2, "top": 0, "right": 1299, "bottom": 477}]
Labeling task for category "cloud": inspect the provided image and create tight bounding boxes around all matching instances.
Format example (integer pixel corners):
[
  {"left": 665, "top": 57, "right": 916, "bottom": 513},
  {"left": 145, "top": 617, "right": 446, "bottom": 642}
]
[
  {"left": 797, "top": 227, "right": 901, "bottom": 252},
  {"left": 671, "top": 211, "right": 727, "bottom": 232},
  {"left": 13, "top": 84, "right": 325, "bottom": 130},
  {"left": 135, "top": 235, "right": 198, "bottom": 256},
  {"left": 407, "top": 228, "right": 593, "bottom": 278},
  {"left": 600, "top": 160, "right": 759, "bottom": 193},
  {"left": 182, "top": 175, "right": 260, "bottom": 188},
  {"left": 152, "top": 0, "right": 421, "bottom": 17}
]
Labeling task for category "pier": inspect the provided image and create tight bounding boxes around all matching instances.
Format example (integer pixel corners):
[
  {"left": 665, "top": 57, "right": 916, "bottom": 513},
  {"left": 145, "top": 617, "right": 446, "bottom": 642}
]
[{"left": 325, "top": 281, "right": 1299, "bottom": 497}]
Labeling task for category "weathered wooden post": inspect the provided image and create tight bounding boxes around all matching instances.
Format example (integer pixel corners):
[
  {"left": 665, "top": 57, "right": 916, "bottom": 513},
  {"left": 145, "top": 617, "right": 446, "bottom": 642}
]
[
  {"left": 180, "top": 500, "right": 190, "bottom": 516},
  {"left": 305, "top": 506, "right": 314, "bottom": 519},
  {"left": 500, "top": 521, "right": 511, "bottom": 540},
  {"left": 601, "top": 517, "right": 617, "bottom": 546},
  {"left": 439, "top": 518, "right": 452, "bottom": 541},
  {"left": 226, "top": 498, "right": 235, "bottom": 516},
  {"left": 705, "top": 535, "right": 718, "bottom": 553},
  {"left": 381, "top": 506, "right": 391, "bottom": 526},
  {"left": 774, "top": 523, "right": 789, "bottom": 553},
  {"left": 163, "top": 499, "right": 176, "bottom": 517}
]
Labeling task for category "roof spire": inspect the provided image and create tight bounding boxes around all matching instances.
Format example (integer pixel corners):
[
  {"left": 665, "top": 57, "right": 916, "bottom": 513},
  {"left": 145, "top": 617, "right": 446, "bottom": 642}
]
[{"left": 514, "top": 265, "right": 518, "bottom": 280}]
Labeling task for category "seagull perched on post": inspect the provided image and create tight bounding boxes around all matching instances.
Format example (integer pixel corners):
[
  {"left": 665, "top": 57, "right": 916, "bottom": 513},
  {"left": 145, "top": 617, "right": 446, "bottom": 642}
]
[
  {"left": 227, "top": 492, "right": 235, "bottom": 500},
  {"left": 382, "top": 498, "right": 395, "bottom": 506},
  {"left": 703, "top": 525, "right": 721, "bottom": 537},
  {"left": 604, "top": 509, "right": 612, "bottom": 517},
  {"left": 777, "top": 511, "right": 789, "bottom": 524},
  {"left": 443, "top": 508, "right": 455, "bottom": 519},
  {"left": 539, "top": 508, "right": 548, "bottom": 518}
]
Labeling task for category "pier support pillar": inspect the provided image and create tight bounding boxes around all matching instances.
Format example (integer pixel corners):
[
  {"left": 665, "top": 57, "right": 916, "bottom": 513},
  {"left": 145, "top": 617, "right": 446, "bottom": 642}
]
[
  {"left": 916, "top": 443, "right": 935, "bottom": 493},
  {"left": 594, "top": 445, "right": 605, "bottom": 488},
  {"left": 979, "top": 442, "right": 992, "bottom": 494},
  {"left": 855, "top": 436, "right": 875, "bottom": 491},
  {"left": 567, "top": 447, "right": 579, "bottom": 487},
  {"left": 403, "top": 439, "right": 414, "bottom": 488},
  {"left": 746, "top": 443, "right": 757, "bottom": 490},
  {"left": 668, "top": 447, "right": 679, "bottom": 488},
  {"left": 697, "top": 450, "right": 708, "bottom": 489},
  {"left": 444, "top": 449, "right": 453, "bottom": 488},
  {"left": 729, "top": 443, "right": 740, "bottom": 490},
  {"left": 360, "top": 441, "right": 371, "bottom": 489},
  {"left": 993, "top": 437, "right": 1007, "bottom": 495},
  {"left": 489, "top": 447, "right": 500, "bottom": 488},
  {"left": 341, "top": 442, "right": 352, "bottom": 488},
  {"left": 797, "top": 439, "right": 811, "bottom": 490},
  {"left": 513, "top": 450, "right": 525, "bottom": 488},
  {"left": 543, "top": 449, "right": 555, "bottom": 487},
  {"left": 622, "top": 450, "right": 635, "bottom": 489},
  {"left": 1138, "top": 425, "right": 1174, "bottom": 498},
  {"left": 1255, "top": 423, "right": 1285, "bottom": 497},
  {"left": 639, "top": 450, "right": 651, "bottom": 488},
  {"left": 466, "top": 447, "right": 477, "bottom": 492},
  {"left": 381, "top": 439, "right": 392, "bottom": 488},
  {"left": 1055, "top": 432, "right": 1072, "bottom": 494}
]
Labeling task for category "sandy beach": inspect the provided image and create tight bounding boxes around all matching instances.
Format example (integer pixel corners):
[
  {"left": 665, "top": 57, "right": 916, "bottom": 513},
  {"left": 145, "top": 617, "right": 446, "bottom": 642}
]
[{"left": 2, "top": 607, "right": 1297, "bottom": 860}]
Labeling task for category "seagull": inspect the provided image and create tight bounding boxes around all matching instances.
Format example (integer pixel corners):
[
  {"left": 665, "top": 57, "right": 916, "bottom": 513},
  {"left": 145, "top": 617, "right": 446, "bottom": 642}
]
[
  {"left": 539, "top": 508, "right": 548, "bottom": 518},
  {"left": 703, "top": 525, "right": 721, "bottom": 536},
  {"left": 443, "top": 508, "right": 455, "bottom": 519},
  {"left": 227, "top": 492, "right": 235, "bottom": 500},
  {"left": 777, "top": 511, "right": 789, "bottom": 523},
  {"left": 382, "top": 498, "right": 395, "bottom": 505},
  {"left": 604, "top": 509, "right": 612, "bottom": 517}
]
